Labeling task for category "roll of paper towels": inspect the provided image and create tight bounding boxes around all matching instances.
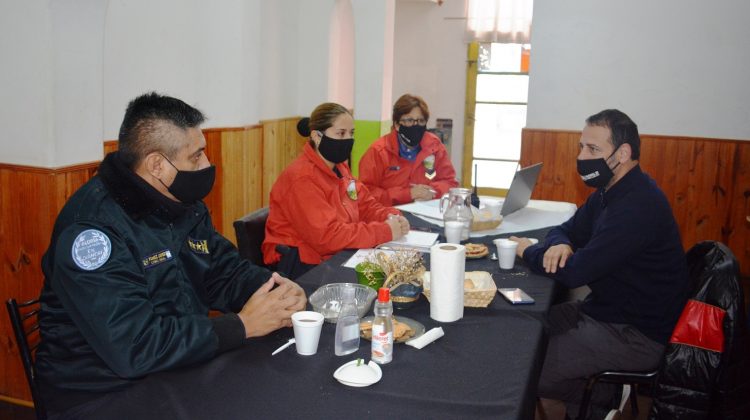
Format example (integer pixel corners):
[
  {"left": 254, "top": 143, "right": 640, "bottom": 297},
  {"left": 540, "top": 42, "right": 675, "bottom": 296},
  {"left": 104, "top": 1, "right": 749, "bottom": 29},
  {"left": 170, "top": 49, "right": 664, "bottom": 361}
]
[{"left": 429, "top": 243, "right": 465, "bottom": 322}]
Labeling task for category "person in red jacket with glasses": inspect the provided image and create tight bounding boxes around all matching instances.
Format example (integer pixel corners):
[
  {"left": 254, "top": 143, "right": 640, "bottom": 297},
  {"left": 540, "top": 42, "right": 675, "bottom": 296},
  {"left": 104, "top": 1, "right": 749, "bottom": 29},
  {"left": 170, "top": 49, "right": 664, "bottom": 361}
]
[
  {"left": 263, "top": 102, "right": 410, "bottom": 278},
  {"left": 359, "top": 94, "right": 458, "bottom": 206}
]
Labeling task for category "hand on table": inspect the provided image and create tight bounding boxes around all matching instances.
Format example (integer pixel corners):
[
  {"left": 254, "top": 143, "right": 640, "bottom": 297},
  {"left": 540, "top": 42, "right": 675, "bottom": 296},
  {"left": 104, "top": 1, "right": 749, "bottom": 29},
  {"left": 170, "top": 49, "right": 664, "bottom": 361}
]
[
  {"left": 237, "top": 273, "right": 307, "bottom": 338},
  {"left": 541, "top": 244, "right": 574, "bottom": 274},
  {"left": 509, "top": 236, "right": 534, "bottom": 258},
  {"left": 386, "top": 214, "right": 410, "bottom": 240},
  {"left": 410, "top": 184, "right": 436, "bottom": 201}
]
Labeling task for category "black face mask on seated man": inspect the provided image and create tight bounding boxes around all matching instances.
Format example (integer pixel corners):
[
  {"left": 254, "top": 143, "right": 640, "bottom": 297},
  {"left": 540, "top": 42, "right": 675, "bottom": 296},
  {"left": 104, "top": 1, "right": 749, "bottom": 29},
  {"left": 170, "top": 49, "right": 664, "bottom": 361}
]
[
  {"left": 576, "top": 148, "right": 621, "bottom": 188},
  {"left": 160, "top": 155, "right": 216, "bottom": 203},
  {"left": 317, "top": 133, "right": 354, "bottom": 164}
]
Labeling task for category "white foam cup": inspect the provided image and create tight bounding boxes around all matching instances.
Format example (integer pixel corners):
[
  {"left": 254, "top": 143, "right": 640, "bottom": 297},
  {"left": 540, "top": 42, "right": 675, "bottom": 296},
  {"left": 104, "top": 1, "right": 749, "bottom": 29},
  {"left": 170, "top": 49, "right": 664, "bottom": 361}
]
[
  {"left": 493, "top": 238, "right": 519, "bottom": 269},
  {"left": 291, "top": 311, "right": 324, "bottom": 355}
]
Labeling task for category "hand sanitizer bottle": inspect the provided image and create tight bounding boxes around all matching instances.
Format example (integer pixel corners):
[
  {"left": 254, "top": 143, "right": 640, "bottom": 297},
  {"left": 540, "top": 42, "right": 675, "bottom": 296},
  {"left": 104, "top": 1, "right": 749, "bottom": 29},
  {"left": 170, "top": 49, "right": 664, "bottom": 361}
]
[
  {"left": 334, "top": 287, "right": 360, "bottom": 356},
  {"left": 371, "top": 287, "right": 393, "bottom": 364}
]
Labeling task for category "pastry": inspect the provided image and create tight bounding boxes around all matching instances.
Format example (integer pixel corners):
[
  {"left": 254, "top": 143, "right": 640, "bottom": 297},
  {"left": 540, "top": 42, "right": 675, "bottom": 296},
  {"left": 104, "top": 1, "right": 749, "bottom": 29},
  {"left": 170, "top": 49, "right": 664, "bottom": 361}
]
[{"left": 464, "top": 243, "right": 489, "bottom": 258}]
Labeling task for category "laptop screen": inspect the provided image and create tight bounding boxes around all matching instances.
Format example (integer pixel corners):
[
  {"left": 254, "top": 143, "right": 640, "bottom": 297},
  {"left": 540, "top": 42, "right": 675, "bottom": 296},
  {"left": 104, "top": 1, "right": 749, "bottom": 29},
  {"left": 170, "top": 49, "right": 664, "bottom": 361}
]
[{"left": 501, "top": 162, "right": 543, "bottom": 216}]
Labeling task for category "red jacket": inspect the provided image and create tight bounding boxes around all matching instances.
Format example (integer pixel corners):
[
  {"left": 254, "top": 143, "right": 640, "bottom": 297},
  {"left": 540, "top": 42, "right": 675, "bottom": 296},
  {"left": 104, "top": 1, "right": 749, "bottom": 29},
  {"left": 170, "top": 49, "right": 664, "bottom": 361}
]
[
  {"left": 263, "top": 143, "right": 397, "bottom": 266},
  {"left": 358, "top": 129, "right": 458, "bottom": 206}
]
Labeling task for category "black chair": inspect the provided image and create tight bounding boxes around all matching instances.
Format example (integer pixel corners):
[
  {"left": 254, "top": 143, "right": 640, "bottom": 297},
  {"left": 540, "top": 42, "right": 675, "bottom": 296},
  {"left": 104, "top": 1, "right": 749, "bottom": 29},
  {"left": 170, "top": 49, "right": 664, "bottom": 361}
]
[
  {"left": 6, "top": 298, "right": 46, "bottom": 420},
  {"left": 233, "top": 207, "right": 269, "bottom": 267},
  {"left": 576, "top": 241, "right": 743, "bottom": 419}
]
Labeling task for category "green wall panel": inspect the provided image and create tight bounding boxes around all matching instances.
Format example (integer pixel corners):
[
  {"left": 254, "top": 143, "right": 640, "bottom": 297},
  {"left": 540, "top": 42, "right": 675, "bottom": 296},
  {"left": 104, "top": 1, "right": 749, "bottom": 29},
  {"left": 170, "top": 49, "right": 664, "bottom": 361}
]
[{"left": 352, "top": 119, "right": 390, "bottom": 177}]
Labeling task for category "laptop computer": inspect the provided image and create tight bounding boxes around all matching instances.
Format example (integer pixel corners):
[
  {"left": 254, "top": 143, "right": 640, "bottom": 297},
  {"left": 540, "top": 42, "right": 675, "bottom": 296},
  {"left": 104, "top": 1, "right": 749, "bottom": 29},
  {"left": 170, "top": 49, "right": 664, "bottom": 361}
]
[{"left": 501, "top": 162, "right": 543, "bottom": 216}]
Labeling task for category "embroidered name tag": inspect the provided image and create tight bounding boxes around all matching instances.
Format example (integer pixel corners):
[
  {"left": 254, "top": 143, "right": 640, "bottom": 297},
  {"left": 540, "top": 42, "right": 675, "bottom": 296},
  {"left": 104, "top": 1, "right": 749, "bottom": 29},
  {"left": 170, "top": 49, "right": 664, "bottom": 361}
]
[
  {"left": 187, "top": 238, "right": 210, "bottom": 254},
  {"left": 142, "top": 249, "right": 173, "bottom": 269},
  {"left": 71, "top": 229, "right": 112, "bottom": 271}
]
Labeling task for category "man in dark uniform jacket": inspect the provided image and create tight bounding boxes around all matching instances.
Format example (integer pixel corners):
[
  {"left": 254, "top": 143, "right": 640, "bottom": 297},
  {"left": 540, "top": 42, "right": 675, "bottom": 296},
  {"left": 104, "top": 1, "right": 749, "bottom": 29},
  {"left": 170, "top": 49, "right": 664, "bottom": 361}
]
[
  {"left": 511, "top": 110, "right": 689, "bottom": 419},
  {"left": 36, "top": 92, "right": 307, "bottom": 417}
]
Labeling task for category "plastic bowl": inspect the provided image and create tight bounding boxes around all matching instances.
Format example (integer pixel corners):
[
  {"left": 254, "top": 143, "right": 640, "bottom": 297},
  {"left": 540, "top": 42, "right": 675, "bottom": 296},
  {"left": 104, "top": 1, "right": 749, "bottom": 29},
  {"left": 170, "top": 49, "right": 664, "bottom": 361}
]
[{"left": 309, "top": 283, "right": 377, "bottom": 323}]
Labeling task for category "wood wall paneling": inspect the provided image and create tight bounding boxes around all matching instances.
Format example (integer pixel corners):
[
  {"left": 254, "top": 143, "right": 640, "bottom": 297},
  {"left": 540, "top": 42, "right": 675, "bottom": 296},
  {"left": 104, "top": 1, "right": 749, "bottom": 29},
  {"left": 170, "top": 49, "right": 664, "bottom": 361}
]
[
  {"left": 203, "top": 129, "right": 225, "bottom": 238},
  {"left": 0, "top": 163, "right": 97, "bottom": 402},
  {"left": 261, "top": 118, "right": 306, "bottom": 206},
  {"left": 520, "top": 128, "right": 750, "bottom": 277},
  {"left": 218, "top": 127, "right": 264, "bottom": 244},
  {"left": 103, "top": 141, "right": 118, "bottom": 156}
]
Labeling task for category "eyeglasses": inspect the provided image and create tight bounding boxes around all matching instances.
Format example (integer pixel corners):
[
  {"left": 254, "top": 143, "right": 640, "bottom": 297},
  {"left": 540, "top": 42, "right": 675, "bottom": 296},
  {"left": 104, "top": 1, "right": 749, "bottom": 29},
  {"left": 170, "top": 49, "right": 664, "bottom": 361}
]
[{"left": 398, "top": 117, "right": 427, "bottom": 127}]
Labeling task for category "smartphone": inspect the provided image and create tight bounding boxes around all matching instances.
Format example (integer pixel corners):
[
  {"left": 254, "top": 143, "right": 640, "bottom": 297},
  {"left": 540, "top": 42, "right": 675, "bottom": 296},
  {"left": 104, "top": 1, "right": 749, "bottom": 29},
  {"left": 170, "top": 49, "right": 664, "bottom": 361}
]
[{"left": 498, "top": 288, "right": 535, "bottom": 305}]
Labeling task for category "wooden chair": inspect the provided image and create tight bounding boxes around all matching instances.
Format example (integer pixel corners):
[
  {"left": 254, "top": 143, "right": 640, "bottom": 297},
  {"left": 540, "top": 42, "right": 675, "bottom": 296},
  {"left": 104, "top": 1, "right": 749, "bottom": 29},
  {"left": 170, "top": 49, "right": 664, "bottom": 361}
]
[
  {"left": 233, "top": 207, "right": 270, "bottom": 267},
  {"left": 6, "top": 298, "right": 46, "bottom": 420}
]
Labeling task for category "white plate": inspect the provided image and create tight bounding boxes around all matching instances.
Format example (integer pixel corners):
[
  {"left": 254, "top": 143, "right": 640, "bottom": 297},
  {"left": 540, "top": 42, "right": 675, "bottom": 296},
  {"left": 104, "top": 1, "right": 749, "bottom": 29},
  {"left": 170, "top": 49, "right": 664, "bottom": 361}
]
[{"left": 333, "top": 360, "right": 382, "bottom": 387}]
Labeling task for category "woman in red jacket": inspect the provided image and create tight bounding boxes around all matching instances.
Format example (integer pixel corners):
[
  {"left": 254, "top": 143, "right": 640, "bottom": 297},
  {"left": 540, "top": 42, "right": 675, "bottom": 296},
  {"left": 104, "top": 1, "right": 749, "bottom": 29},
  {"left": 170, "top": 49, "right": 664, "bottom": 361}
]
[
  {"left": 263, "top": 102, "right": 410, "bottom": 278},
  {"left": 358, "top": 94, "right": 459, "bottom": 206}
]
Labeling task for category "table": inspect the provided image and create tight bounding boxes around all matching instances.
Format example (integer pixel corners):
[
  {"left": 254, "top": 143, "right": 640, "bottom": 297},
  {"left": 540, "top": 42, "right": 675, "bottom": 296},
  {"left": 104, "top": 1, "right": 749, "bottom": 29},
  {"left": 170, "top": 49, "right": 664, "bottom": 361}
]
[
  {"left": 395, "top": 198, "right": 576, "bottom": 237},
  {"left": 84, "top": 218, "right": 564, "bottom": 419}
]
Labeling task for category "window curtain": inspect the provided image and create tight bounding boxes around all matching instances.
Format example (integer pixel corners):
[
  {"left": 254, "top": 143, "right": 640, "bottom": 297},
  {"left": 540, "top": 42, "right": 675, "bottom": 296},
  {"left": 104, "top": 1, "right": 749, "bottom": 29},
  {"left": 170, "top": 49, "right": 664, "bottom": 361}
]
[{"left": 465, "top": 0, "right": 534, "bottom": 44}]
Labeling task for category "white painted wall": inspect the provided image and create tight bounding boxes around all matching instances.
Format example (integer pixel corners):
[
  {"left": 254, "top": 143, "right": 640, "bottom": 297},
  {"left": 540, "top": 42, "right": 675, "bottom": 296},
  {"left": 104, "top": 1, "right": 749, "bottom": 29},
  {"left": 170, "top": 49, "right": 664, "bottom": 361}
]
[
  {"left": 50, "top": 0, "right": 107, "bottom": 167},
  {"left": 4, "top": 0, "right": 748, "bottom": 169},
  {"left": 527, "top": 0, "right": 750, "bottom": 140},
  {"left": 294, "top": 0, "right": 335, "bottom": 117},
  {"left": 0, "top": 1, "right": 55, "bottom": 167},
  {"left": 392, "top": 0, "right": 467, "bottom": 177},
  {"left": 328, "top": 0, "right": 355, "bottom": 110},
  {"left": 104, "top": 0, "right": 261, "bottom": 139},
  {"left": 352, "top": 0, "right": 395, "bottom": 121},
  {"left": 1, "top": 0, "right": 268, "bottom": 167}
]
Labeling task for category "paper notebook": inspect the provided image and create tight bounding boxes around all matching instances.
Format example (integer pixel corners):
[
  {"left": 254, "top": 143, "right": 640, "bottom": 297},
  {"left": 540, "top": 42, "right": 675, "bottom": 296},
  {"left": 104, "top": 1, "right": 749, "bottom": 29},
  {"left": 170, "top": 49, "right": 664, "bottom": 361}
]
[{"left": 379, "top": 230, "right": 439, "bottom": 253}]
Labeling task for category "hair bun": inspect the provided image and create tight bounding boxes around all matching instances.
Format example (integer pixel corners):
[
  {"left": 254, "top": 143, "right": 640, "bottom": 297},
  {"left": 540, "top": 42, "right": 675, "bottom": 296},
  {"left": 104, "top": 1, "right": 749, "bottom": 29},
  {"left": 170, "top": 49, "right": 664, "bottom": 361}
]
[{"left": 297, "top": 117, "right": 311, "bottom": 137}]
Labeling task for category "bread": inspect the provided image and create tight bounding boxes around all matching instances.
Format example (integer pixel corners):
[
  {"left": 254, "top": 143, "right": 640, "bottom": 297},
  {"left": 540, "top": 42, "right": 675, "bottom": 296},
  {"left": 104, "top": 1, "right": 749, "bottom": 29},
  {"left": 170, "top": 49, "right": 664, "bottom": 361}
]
[
  {"left": 359, "top": 318, "right": 414, "bottom": 342},
  {"left": 464, "top": 243, "right": 489, "bottom": 258}
]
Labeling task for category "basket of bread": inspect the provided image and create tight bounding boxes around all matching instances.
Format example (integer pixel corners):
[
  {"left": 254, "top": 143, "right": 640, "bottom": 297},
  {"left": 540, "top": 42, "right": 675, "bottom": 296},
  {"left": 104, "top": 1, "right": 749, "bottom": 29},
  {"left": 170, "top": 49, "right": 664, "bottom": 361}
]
[
  {"left": 421, "top": 271, "right": 497, "bottom": 308},
  {"left": 470, "top": 207, "right": 502, "bottom": 232}
]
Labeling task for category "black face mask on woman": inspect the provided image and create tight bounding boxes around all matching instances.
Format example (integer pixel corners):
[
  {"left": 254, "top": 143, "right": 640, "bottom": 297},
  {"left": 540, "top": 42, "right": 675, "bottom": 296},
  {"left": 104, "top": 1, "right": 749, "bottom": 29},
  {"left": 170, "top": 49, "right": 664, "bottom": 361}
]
[
  {"left": 576, "top": 148, "right": 620, "bottom": 188},
  {"left": 160, "top": 155, "right": 216, "bottom": 203},
  {"left": 398, "top": 124, "right": 426, "bottom": 148},
  {"left": 317, "top": 133, "right": 354, "bottom": 164}
]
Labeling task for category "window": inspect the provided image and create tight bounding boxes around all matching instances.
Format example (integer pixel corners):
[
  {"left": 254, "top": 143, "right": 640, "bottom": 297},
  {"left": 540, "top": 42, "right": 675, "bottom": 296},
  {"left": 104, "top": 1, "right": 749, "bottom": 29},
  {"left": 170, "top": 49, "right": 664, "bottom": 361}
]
[{"left": 463, "top": 42, "right": 531, "bottom": 194}]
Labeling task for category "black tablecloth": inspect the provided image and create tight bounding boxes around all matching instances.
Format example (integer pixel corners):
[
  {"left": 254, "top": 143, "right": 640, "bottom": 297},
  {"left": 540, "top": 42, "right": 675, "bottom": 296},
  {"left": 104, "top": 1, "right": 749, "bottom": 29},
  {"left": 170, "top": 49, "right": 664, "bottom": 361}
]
[{"left": 87, "top": 216, "right": 558, "bottom": 419}]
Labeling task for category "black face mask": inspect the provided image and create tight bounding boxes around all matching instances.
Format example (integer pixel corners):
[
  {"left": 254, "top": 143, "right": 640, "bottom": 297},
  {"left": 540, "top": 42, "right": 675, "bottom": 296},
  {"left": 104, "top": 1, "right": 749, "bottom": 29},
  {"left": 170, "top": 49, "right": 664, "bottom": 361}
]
[
  {"left": 160, "top": 155, "right": 216, "bottom": 203},
  {"left": 317, "top": 134, "right": 354, "bottom": 164},
  {"left": 576, "top": 149, "right": 620, "bottom": 188},
  {"left": 398, "top": 124, "right": 426, "bottom": 148}
]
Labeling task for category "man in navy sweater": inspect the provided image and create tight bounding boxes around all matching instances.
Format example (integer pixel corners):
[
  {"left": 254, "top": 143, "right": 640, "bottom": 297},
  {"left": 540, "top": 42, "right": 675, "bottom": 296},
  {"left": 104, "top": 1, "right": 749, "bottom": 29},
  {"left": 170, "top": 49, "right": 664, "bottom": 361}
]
[{"left": 511, "top": 109, "right": 689, "bottom": 419}]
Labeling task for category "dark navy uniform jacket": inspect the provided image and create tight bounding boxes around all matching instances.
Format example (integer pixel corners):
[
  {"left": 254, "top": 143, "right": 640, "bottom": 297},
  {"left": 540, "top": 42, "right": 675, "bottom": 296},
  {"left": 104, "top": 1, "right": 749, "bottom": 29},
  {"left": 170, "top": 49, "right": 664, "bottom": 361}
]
[
  {"left": 523, "top": 165, "right": 689, "bottom": 343},
  {"left": 36, "top": 152, "right": 270, "bottom": 402}
]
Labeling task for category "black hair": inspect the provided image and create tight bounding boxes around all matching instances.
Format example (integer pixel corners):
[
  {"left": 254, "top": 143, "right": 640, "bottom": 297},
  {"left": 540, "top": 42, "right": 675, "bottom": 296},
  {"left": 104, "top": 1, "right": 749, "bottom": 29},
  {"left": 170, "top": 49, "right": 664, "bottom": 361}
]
[
  {"left": 297, "top": 117, "right": 311, "bottom": 137},
  {"left": 117, "top": 92, "right": 206, "bottom": 168},
  {"left": 585, "top": 109, "right": 641, "bottom": 160}
]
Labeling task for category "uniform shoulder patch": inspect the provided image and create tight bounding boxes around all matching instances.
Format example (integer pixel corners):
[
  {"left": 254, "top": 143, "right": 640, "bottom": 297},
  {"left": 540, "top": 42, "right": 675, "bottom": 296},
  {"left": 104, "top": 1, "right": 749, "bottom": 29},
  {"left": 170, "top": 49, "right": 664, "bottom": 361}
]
[{"left": 71, "top": 229, "right": 112, "bottom": 271}]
